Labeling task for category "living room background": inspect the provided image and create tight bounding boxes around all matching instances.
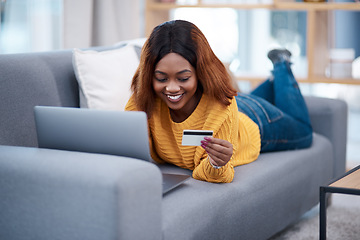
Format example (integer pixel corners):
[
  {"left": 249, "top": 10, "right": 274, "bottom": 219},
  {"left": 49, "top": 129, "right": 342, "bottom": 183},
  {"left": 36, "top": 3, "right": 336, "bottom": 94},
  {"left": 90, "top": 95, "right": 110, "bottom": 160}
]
[{"left": 0, "top": 0, "right": 359, "bottom": 168}]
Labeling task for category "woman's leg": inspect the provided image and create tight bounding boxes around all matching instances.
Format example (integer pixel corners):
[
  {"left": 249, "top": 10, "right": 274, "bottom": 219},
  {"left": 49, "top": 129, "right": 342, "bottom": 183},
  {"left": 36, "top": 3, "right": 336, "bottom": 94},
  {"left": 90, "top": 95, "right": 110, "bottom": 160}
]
[
  {"left": 237, "top": 49, "right": 312, "bottom": 152},
  {"left": 250, "top": 79, "right": 274, "bottom": 104},
  {"left": 271, "top": 60, "right": 311, "bottom": 127}
]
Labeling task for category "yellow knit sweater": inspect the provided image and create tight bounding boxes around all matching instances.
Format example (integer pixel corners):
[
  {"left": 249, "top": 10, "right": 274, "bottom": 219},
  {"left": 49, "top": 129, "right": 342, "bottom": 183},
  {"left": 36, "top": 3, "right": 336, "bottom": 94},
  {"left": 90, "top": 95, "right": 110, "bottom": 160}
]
[{"left": 125, "top": 94, "right": 260, "bottom": 183}]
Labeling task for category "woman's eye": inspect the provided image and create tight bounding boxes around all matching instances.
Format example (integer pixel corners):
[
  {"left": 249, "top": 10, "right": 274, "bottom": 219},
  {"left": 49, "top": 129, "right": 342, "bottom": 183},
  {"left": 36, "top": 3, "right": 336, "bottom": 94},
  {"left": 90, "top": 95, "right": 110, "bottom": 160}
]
[
  {"left": 155, "top": 78, "right": 167, "bottom": 82},
  {"left": 178, "top": 77, "right": 190, "bottom": 82}
]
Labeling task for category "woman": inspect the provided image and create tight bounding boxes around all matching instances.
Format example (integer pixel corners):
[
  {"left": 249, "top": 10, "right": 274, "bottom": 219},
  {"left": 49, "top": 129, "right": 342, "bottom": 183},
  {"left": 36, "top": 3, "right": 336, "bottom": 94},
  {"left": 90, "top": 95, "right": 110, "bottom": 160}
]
[{"left": 125, "top": 20, "right": 312, "bottom": 183}]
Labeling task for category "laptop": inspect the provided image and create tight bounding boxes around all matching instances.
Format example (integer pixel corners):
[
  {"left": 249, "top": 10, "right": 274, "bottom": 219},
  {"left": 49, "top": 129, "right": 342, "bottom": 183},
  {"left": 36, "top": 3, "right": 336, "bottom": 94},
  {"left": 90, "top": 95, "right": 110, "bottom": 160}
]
[{"left": 34, "top": 106, "right": 190, "bottom": 194}]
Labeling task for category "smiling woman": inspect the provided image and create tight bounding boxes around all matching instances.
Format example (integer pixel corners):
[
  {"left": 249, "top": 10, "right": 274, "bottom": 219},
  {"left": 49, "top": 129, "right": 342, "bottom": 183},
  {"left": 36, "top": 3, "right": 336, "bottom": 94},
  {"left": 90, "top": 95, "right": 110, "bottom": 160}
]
[
  {"left": 125, "top": 20, "right": 259, "bottom": 183},
  {"left": 125, "top": 20, "right": 312, "bottom": 183}
]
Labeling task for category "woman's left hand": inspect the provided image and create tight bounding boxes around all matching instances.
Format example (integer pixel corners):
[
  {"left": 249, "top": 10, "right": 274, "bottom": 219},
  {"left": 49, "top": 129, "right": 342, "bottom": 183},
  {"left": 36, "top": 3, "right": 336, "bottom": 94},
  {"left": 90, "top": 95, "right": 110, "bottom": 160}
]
[{"left": 201, "top": 137, "right": 233, "bottom": 167}]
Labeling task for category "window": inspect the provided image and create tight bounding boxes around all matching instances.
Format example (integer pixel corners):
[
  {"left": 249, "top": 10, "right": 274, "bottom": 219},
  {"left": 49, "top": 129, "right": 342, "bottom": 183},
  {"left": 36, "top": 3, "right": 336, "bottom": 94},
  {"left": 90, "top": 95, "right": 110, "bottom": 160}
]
[{"left": 0, "top": 0, "right": 62, "bottom": 54}]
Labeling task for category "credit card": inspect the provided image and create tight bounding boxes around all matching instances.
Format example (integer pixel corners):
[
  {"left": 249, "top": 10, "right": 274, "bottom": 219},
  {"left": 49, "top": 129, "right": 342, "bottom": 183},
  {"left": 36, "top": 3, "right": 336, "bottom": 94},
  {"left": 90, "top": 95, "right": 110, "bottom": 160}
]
[{"left": 181, "top": 130, "right": 213, "bottom": 146}]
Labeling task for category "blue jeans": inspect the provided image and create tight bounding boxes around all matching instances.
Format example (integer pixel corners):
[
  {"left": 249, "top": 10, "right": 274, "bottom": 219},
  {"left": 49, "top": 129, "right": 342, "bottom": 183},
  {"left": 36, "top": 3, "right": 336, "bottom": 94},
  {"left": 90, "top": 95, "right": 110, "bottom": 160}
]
[{"left": 235, "top": 61, "right": 313, "bottom": 152}]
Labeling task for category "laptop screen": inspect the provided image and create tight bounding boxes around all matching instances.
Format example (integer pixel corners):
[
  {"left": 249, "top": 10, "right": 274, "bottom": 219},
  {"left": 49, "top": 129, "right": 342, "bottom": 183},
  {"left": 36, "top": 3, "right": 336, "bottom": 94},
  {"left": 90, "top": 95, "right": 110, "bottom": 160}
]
[{"left": 34, "top": 106, "right": 152, "bottom": 162}]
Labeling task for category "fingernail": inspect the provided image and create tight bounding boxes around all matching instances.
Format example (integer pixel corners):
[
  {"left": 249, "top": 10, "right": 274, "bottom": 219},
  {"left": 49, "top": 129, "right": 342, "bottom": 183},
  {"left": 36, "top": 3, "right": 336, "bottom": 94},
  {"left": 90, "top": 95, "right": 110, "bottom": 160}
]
[
  {"left": 204, "top": 137, "right": 211, "bottom": 141},
  {"left": 201, "top": 140, "right": 207, "bottom": 146},
  {"left": 201, "top": 144, "right": 207, "bottom": 149}
]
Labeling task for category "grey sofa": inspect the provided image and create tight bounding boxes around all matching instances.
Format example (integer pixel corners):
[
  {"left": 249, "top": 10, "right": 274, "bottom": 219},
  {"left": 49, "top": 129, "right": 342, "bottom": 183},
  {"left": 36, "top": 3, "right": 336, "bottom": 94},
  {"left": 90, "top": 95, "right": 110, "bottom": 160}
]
[{"left": 0, "top": 45, "right": 348, "bottom": 240}]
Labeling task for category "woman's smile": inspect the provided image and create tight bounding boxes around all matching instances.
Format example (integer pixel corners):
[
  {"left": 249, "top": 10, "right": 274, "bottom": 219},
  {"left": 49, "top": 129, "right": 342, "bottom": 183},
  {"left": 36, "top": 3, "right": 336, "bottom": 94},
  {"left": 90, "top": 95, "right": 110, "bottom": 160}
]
[{"left": 166, "top": 93, "right": 184, "bottom": 102}]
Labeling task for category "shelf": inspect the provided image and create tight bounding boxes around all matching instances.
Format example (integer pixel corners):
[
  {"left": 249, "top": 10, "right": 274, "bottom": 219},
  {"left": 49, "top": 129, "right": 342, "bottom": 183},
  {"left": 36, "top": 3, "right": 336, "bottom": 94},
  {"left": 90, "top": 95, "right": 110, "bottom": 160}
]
[
  {"left": 304, "top": 76, "right": 360, "bottom": 85},
  {"left": 148, "top": 2, "right": 360, "bottom": 11},
  {"left": 275, "top": 2, "right": 360, "bottom": 10},
  {"left": 236, "top": 76, "right": 360, "bottom": 85}
]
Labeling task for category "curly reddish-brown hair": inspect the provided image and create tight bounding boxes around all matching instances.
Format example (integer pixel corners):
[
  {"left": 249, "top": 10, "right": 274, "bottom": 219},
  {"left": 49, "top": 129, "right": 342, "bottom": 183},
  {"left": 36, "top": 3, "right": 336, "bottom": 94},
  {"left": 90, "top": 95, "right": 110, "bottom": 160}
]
[{"left": 131, "top": 20, "right": 237, "bottom": 117}]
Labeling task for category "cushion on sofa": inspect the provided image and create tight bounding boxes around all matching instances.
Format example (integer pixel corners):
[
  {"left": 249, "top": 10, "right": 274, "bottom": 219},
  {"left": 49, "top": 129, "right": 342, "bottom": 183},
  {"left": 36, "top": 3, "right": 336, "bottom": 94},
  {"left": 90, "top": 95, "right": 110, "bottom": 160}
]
[
  {"left": 159, "top": 133, "right": 333, "bottom": 240},
  {"left": 72, "top": 45, "right": 139, "bottom": 111}
]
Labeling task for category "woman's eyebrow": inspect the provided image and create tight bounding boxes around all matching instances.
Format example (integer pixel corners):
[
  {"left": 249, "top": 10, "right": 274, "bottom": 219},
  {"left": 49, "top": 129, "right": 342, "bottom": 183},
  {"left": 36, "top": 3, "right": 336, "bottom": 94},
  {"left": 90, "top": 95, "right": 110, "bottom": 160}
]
[
  {"left": 177, "top": 69, "right": 192, "bottom": 74},
  {"left": 154, "top": 69, "right": 192, "bottom": 75},
  {"left": 154, "top": 70, "right": 166, "bottom": 75}
]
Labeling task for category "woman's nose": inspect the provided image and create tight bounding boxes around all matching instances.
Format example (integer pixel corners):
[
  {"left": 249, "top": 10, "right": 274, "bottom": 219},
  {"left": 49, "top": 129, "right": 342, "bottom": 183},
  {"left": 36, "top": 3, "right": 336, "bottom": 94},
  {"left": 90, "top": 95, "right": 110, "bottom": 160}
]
[{"left": 165, "top": 80, "right": 180, "bottom": 92}]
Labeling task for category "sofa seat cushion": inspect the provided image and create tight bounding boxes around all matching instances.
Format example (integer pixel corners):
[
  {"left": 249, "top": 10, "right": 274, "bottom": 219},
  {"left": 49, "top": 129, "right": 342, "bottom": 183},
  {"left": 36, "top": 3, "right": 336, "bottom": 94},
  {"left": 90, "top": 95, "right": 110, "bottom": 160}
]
[{"left": 159, "top": 133, "right": 333, "bottom": 240}]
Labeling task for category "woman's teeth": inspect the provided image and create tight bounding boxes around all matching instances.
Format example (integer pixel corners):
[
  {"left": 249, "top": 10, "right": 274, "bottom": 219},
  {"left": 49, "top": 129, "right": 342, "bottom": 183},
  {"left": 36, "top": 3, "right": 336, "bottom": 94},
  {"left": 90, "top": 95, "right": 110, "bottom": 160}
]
[{"left": 167, "top": 94, "right": 182, "bottom": 100}]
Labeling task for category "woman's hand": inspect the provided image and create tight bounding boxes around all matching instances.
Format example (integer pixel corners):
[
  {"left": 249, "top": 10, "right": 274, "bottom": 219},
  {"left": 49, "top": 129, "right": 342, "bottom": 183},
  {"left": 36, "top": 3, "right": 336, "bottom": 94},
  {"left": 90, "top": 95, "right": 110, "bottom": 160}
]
[{"left": 201, "top": 137, "right": 233, "bottom": 167}]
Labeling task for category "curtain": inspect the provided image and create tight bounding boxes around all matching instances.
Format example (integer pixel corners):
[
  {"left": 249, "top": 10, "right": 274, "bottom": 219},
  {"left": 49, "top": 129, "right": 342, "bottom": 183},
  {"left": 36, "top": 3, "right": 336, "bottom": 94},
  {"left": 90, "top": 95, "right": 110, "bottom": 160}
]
[{"left": 63, "top": 0, "right": 143, "bottom": 49}]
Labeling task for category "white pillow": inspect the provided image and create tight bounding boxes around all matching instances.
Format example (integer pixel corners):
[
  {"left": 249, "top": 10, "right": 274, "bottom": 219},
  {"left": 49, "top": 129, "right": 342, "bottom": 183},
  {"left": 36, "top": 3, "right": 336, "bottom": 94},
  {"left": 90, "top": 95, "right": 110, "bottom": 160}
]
[{"left": 72, "top": 45, "right": 139, "bottom": 111}]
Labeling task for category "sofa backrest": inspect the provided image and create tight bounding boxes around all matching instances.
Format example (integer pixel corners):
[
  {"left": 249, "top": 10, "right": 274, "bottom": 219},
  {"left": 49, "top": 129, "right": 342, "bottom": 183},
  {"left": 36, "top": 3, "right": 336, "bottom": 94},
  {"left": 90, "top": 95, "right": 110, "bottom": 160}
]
[
  {"left": 0, "top": 41, "right": 143, "bottom": 148},
  {"left": 0, "top": 50, "right": 79, "bottom": 147},
  {"left": 305, "top": 96, "right": 348, "bottom": 178}
]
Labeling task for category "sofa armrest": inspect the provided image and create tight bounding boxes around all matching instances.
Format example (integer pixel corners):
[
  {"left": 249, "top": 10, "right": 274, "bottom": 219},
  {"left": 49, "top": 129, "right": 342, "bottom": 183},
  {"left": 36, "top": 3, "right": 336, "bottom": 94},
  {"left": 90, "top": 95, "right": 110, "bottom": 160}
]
[
  {"left": 0, "top": 145, "right": 162, "bottom": 240},
  {"left": 305, "top": 96, "right": 348, "bottom": 179}
]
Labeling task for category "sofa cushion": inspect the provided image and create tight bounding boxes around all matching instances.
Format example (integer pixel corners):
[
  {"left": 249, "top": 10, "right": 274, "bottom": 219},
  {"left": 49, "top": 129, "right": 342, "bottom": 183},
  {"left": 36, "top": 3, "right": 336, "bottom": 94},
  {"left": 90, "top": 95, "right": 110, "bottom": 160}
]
[
  {"left": 72, "top": 45, "right": 139, "bottom": 111},
  {"left": 159, "top": 133, "right": 333, "bottom": 240}
]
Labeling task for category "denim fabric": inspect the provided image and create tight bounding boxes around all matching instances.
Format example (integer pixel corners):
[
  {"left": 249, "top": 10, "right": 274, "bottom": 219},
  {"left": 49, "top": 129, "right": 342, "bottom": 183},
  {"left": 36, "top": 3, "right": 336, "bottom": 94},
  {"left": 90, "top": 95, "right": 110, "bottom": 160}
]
[{"left": 236, "top": 61, "right": 313, "bottom": 152}]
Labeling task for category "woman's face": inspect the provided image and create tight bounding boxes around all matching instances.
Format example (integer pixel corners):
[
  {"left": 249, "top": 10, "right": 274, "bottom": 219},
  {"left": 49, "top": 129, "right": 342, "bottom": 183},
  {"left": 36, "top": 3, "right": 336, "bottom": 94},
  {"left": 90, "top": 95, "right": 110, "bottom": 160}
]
[{"left": 153, "top": 53, "right": 200, "bottom": 121}]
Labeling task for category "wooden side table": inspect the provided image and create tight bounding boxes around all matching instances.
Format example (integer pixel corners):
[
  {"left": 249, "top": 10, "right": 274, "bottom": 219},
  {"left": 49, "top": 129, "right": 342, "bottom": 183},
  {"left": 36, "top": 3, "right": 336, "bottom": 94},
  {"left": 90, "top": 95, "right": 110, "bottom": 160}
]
[{"left": 320, "top": 165, "right": 360, "bottom": 240}]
